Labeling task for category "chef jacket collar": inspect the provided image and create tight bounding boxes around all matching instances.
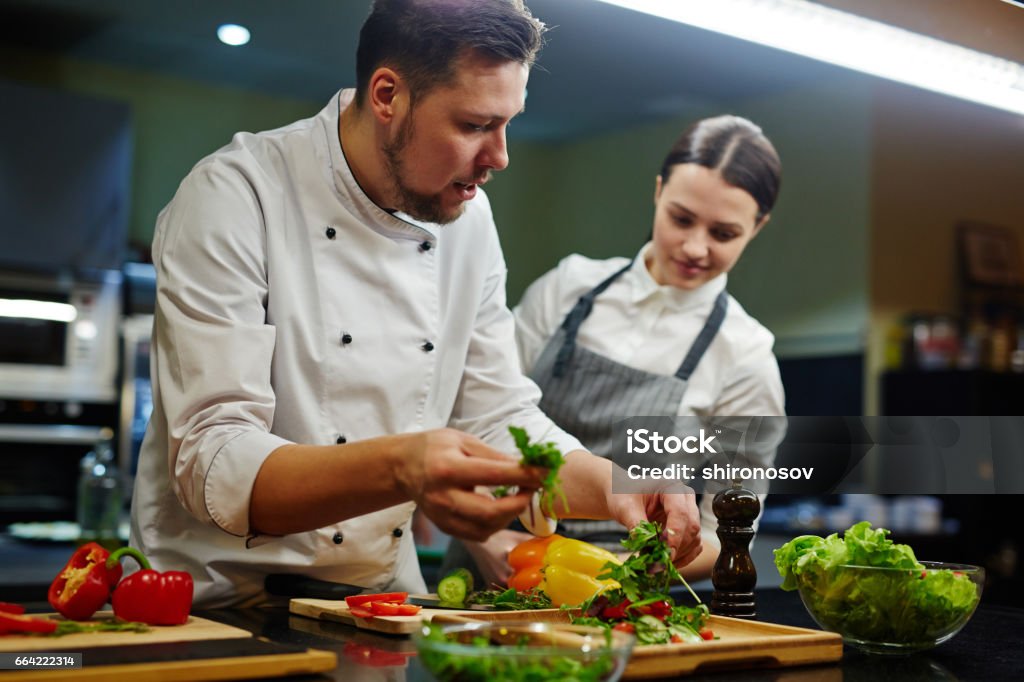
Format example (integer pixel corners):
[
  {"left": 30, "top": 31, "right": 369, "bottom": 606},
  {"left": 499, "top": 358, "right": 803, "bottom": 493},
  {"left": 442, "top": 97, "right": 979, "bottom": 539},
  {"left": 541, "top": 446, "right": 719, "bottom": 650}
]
[
  {"left": 629, "top": 242, "right": 727, "bottom": 311},
  {"left": 325, "top": 89, "right": 438, "bottom": 244}
]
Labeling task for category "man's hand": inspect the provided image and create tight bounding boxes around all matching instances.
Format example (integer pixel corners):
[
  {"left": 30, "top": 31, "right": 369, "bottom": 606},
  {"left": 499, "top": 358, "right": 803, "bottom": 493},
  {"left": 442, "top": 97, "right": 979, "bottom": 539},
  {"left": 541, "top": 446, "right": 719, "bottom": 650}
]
[
  {"left": 396, "top": 429, "right": 543, "bottom": 542},
  {"left": 606, "top": 486, "right": 702, "bottom": 568}
]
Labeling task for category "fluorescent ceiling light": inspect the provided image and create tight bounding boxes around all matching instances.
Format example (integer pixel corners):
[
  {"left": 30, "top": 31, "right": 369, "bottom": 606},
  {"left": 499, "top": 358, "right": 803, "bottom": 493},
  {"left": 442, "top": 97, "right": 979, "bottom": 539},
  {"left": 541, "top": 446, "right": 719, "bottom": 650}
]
[
  {"left": 0, "top": 299, "right": 77, "bottom": 323},
  {"left": 217, "top": 23, "right": 251, "bottom": 47},
  {"left": 593, "top": 0, "right": 1024, "bottom": 116}
]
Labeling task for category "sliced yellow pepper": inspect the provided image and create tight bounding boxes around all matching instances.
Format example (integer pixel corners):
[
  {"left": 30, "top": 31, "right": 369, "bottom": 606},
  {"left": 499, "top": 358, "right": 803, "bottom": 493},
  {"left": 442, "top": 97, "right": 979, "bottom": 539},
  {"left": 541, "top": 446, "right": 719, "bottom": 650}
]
[
  {"left": 543, "top": 538, "right": 620, "bottom": 577},
  {"left": 538, "top": 538, "right": 622, "bottom": 606},
  {"left": 540, "top": 565, "right": 619, "bottom": 607}
]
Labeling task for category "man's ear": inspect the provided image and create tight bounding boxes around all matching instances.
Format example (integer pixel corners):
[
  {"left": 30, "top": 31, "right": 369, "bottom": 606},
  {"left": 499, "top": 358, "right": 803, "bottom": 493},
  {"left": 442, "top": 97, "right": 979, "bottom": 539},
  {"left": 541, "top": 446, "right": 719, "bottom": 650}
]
[
  {"left": 367, "top": 67, "right": 404, "bottom": 125},
  {"left": 752, "top": 213, "right": 771, "bottom": 238}
]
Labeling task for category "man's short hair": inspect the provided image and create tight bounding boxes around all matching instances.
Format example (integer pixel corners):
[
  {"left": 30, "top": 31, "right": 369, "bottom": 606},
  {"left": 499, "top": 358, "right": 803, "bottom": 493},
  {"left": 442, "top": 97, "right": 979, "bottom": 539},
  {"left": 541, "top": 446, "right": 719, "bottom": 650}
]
[{"left": 355, "top": 0, "right": 546, "bottom": 106}]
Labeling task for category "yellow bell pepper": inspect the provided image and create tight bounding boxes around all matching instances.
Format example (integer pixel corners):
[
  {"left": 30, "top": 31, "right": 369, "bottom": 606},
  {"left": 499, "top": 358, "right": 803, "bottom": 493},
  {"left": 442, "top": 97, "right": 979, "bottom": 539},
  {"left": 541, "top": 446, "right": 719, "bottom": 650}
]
[
  {"left": 544, "top": 538, "right": 620, "bottom": 577},
  {"left": 539, "top": 538, "right": 622, "bottom": 607}
]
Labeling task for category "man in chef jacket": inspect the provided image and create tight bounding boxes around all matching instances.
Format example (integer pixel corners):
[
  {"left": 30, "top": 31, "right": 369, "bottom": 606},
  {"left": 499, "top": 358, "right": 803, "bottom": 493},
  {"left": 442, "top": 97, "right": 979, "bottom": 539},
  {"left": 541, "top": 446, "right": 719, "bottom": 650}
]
[{"left": 130, "top": 0, "right": 703, "bottom": 607}]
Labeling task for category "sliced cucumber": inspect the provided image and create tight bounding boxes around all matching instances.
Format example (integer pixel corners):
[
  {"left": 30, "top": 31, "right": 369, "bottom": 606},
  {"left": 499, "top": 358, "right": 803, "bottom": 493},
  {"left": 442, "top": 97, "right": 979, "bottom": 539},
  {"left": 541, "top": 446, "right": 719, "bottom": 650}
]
[{"left": 437, "top": 568, "right": 474, "bottom": 605}]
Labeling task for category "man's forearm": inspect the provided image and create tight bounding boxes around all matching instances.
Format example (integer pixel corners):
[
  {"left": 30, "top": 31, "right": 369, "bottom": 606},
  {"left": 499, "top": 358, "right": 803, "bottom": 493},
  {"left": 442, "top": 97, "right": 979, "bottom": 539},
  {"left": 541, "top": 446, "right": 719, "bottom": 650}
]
[{"left": 249, "top": 435, "right": 412, "bottom": 536}]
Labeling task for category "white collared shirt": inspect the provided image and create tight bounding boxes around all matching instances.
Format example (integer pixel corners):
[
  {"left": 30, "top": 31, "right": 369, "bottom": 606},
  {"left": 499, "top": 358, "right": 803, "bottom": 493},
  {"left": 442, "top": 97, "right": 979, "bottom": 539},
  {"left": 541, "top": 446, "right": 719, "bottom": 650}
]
[
  {"left": 513, "top": 245, "right": 785, "bottom": 544},
  {"left": 131, "top": 89, "right": 582, "bottom": 608}
]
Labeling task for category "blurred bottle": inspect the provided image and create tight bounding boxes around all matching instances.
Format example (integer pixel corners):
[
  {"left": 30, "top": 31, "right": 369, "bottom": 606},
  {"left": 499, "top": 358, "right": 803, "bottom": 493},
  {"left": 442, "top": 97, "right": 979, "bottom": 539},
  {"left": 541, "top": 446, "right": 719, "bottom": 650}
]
[
  {"left": 957, "top": 317, "right": 988, "bottom": 370},
  {"left": 988, "top": 314, "right": 1013, "bottom": 373},
  {"left": 1011, "top": 322, "right": 1024, "bottom": 373},
  {"left": 77, "top": 433, "right": 123, "bottom": 549},
  {"left": 884, "top": 322, "right": 906, "bottom": 370}
]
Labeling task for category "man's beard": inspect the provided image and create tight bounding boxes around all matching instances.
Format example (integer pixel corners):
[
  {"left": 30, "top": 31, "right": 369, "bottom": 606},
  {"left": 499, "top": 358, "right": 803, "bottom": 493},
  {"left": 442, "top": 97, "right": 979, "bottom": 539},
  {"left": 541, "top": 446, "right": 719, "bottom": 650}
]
[{"left": 382, "top": 115, "right": 464, "bottom": 225}]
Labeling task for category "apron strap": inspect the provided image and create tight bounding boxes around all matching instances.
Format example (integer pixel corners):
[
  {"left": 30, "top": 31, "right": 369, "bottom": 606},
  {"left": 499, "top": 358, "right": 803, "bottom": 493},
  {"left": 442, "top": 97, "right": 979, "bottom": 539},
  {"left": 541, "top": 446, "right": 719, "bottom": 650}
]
[
  {"left": 674, "top": 289, "right": 729, "bottom": 381},
  {"left": 553, "top": 262, "right": 632, "bottom": 378}
]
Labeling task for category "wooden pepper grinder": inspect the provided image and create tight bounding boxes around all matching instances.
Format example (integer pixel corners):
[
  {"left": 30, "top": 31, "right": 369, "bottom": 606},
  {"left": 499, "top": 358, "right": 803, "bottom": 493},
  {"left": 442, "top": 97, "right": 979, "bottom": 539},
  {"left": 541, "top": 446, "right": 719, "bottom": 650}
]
[{"left": 710, "top": 482, "right": 760, "bottom": 618}]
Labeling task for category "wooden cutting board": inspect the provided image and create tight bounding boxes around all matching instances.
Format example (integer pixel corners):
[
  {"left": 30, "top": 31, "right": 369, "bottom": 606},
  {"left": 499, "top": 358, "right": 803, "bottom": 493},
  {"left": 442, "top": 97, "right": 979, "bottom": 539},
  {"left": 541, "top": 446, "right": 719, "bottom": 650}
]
[
  {"left": 289, "top": 596, "right": 570, "bottom": 635},
  {"left": 0, "top": 612, "right": 251, "bottom": 652},
  {"left": 624, "top": 614, "right": 842, "bottom": 679},
  {"left": 0, "top": 612, "right": 338, "bottom": 681}
]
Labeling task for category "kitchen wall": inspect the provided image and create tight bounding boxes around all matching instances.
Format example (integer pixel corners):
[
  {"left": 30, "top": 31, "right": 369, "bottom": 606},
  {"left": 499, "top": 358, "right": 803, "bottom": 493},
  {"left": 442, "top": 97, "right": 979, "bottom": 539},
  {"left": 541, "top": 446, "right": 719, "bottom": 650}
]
[
  {"left": 5, "top": 41, "right": 1024, "bottom": 418},
  {"left": 867, "top": 81, "right": 1024, "bottom": 413},
  {"left": 0, "top": 46, "right": 320, "bottom": 253}
]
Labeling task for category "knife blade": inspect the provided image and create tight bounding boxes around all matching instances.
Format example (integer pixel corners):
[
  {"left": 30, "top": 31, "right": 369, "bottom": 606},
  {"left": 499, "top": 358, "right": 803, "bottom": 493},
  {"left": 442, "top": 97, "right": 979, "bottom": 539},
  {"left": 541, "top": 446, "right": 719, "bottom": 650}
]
[
  {"left": 407, "top": 595, "right": 496, "bottom": 611},
  {"left": 265, "top": 574, "right": 365, "bottom": 600}
]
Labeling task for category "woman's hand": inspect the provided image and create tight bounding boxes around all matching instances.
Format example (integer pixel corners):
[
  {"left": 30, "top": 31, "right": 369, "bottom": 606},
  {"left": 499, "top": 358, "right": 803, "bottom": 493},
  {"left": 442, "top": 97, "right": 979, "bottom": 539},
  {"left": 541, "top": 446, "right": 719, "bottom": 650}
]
[
  {"left": 463, "top": 529, "right": 536, "bottom": 587},
  {"left": 606, "top": 486, "right": 703, "bottom": 568}
]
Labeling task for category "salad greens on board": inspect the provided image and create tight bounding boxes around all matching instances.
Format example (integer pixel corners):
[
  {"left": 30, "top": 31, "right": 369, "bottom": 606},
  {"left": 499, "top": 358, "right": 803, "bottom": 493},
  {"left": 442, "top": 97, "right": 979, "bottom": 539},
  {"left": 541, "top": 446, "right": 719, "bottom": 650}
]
[
  {"left": 774, "top": 521, "right": 980, "bottom": 643},
  {"left": 573, "top": 521, "right": 712, "bottom": 645}
]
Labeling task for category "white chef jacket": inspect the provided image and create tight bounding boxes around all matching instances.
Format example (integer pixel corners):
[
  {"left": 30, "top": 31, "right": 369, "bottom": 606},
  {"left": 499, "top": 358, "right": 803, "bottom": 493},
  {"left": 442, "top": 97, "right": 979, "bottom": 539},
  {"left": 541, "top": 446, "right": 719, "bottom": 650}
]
[
  {"left": 513, "top": 245, "right": 785, "bottom": 546},
  {"left": 130, "top": 88, "right": 583, "bottom": 608}
]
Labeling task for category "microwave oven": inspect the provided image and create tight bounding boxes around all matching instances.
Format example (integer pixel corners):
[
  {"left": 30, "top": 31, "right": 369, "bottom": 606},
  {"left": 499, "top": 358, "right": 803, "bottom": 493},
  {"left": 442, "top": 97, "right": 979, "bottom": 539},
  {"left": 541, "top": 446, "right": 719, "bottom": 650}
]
[{"left": 0, "top": 270, "right": 121, "bottom": 404}]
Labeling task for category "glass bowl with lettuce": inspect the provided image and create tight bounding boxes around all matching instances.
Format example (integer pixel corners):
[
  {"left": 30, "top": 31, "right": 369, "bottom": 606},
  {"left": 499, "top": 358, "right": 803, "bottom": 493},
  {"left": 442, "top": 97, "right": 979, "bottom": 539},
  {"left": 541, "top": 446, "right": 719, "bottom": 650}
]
[
  {"left": 775, "top": 521, "right": 983, "bottom": 655},
  {"left": 414, "top": 620, "right": 634, "bottom": 682}
]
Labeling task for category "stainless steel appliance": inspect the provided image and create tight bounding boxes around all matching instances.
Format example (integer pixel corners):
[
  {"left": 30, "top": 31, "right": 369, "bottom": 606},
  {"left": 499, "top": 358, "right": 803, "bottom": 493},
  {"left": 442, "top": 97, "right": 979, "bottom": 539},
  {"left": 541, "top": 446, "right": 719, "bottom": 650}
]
[
  {"left": 0, "top": 270, "right": 121, "bottom": 404},
  {"left": 0, "top": 269, "right": 121, "bottom": 523}
]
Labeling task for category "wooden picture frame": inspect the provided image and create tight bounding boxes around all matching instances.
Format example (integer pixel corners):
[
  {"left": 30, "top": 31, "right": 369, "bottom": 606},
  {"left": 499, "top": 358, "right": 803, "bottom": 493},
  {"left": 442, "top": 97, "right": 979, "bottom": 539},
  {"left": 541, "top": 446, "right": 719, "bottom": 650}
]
[{"left": 958, "top": 222, "right": 1024, "bottom": 288}]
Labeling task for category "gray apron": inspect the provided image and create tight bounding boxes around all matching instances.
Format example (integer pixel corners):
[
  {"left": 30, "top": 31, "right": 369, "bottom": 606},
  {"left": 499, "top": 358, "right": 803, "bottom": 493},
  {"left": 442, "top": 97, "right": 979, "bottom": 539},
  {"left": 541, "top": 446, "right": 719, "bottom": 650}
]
[
  {"left": 529, "top": 263, "right": 728, "bottom": 548},
  {"left": 439, "top": 263, "right": 728, "bottom": 581}
]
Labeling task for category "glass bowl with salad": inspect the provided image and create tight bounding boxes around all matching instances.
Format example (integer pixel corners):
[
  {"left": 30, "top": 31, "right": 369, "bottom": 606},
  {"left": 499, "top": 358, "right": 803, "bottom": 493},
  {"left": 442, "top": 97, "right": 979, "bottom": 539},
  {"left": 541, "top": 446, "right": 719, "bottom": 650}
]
[
  {"left": 776, "top": 522, "right": 983, "bottom": 655},
  {"left": 414, "top": 621, "right": 635, "bottom": 682}
]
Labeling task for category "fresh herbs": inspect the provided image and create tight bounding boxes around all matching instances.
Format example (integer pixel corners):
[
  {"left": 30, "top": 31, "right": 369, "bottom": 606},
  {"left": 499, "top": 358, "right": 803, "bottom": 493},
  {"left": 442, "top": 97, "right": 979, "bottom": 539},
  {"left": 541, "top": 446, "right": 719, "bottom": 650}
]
[
  {"left": 509, "top": 426, "right": 568, "bottom": 518},
  {"left": 574, "top": 521, "right": 712, "bottom": 645},
  {"left": 598, "top": 521, "right": 699, "bottom": 604},
  {"left": 52, "top": 618, "right": 150, "bottom": 636},
  {"left": 466, "top": 587, "right": 553, "bottom": 611}
]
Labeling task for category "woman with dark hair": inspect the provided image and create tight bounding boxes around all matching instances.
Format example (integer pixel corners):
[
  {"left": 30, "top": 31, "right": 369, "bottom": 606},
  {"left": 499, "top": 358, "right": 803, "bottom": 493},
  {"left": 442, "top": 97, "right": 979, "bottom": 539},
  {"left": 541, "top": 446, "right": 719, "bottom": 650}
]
[{"left": 447, "top": 115, "right": 786, "bottom": 585}]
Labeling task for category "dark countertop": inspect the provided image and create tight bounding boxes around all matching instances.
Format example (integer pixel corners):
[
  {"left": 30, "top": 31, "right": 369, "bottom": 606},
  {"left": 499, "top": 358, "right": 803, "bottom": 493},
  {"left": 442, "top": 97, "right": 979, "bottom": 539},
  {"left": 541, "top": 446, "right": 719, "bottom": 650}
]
[{"left": 193, "top": 588, "right": 1017, "bottom": 682}]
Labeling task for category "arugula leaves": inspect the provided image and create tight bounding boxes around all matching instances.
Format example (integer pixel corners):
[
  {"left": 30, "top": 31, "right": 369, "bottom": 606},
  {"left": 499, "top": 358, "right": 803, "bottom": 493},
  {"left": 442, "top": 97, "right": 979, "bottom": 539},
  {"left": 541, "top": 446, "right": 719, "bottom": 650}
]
[
  {"left": 508, "top": 426, "right": 568, "bottom": 518},
  {"left": 575, "top": 521, "right": 709, "bottom": 645},
  {"left": 466, "top": 587, "right": 553, "bottom": 610},
  {"left": 597, "top": 521, "right": 699, "bottom": 604}
]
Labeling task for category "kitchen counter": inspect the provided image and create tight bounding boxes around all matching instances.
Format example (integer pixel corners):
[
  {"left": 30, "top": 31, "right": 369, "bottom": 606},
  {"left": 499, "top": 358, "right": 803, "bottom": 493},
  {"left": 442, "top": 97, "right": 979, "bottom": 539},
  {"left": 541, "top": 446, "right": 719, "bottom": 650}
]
[{"left": 194, "top": 587, "right": 1015, "bottom": 681}]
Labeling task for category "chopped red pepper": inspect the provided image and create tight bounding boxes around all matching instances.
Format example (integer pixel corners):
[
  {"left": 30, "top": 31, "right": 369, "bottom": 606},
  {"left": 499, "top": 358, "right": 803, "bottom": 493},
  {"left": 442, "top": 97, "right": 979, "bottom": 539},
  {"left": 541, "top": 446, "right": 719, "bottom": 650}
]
[
  {"left": 106, "top": 547, "right": 193, "bottom": 626},
  {"left": 349, "top": 605, "right": 374, "bottom": 618},
  {"left": 48, "top": 542, "right": 123, "bottom": 621},
  {"left": 345, "top": 592, "right": 409, "bottom": 608},
  {"left": 612, "top": 621, "right": 635, "bottom": 633},
  {"left": 369, "top": 601, "right": 401, "bottom": 616},
  {"left": 0, "top": 611, "right": 58, "bottom": 634},
  {"left": 699, "top": 628, "right": 715, "bottom": 640}
]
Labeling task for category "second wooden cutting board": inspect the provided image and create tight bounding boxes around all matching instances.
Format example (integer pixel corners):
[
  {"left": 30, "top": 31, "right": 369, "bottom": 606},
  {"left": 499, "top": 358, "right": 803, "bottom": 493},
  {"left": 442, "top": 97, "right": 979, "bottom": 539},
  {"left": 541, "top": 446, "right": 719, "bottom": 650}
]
[
  {"left": 0, "top": 612, "right": 251, "bottom": 652},
  {"left": 289, "top": 597, "right": 569, "bottom": 635}
]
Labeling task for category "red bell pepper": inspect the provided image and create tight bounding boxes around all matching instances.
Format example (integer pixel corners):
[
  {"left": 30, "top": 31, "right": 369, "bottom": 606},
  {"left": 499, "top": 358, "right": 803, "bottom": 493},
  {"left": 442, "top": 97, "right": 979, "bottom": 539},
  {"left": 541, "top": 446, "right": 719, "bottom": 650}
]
[
  {"left": 106, "top": 547, "right": 193, "bottom": 626},
  {"left": 0, "top": 611, "right": 58, "bottom": 635},
  {"left": 345, "top": 592, "right": 409, "bottom": 608},
  {"left": 48, "top": 542, "right": 123, "bottom": 621}
]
